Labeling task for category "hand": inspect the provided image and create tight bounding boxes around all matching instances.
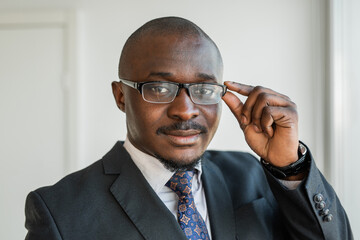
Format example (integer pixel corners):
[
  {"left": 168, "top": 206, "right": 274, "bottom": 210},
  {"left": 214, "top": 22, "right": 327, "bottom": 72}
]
[{"left": 222, "top": 81, "right": 299, "bottom": 167}]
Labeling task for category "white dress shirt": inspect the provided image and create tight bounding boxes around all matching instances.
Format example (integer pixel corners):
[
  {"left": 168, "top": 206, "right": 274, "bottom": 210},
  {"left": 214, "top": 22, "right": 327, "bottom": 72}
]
[{"left": 123, "top": 137, "right": 213, "bottom": 238}]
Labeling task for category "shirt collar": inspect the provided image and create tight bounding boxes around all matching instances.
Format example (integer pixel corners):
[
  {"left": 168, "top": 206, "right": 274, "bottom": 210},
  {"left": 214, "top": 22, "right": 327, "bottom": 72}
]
[{"left": 123, "top": 136, "right": 202, "bottom": 193}]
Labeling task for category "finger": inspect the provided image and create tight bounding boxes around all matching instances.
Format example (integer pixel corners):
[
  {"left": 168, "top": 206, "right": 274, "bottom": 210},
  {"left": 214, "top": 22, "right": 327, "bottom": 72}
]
[
  {"left": 260, "top": 106, "right": 275, "bottom": 138},
  {"left": 241, "top": 86, "right": 292, "bottom": 125},
  {"left": 251, "top": 93, "right": 296, "bottom": 132},
  {"left": 260, "top": 106, "right": 298, "bottom": 138},
  {"left": 224, "top": 81, "right": 254, "bottom": 96},
  {"left": 225, "top": 81, "right": 291, "bottom": 100},
  {"left": 222, "top": 91, "right": 246, "bottom": 128}
]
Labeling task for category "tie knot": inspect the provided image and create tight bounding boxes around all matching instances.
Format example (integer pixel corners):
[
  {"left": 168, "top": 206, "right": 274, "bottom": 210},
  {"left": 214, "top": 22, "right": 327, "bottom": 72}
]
[{"left": 166, "top": 170, "right": 195, "bottom": 198}]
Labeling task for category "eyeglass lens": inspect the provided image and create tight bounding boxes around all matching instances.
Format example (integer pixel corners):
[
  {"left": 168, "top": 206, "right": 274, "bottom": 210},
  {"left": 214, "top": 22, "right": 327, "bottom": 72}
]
[{"left": 141, "top": 82, "right": 224, "bottom": 105}]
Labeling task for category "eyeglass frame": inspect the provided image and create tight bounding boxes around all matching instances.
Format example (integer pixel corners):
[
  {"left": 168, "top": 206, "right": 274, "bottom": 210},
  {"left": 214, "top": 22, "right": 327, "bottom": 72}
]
[{"left": 119, "top": 78, "right": 227, "bottom": 105}]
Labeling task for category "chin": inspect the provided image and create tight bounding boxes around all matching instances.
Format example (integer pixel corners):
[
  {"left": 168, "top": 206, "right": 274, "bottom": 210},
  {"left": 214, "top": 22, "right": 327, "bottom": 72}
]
[{"left": 153, "top": 151, "right": 204, "bottom": 172}]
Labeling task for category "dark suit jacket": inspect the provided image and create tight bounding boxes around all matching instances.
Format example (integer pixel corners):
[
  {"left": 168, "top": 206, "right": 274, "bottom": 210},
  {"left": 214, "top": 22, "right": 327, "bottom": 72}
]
[{"left": 25, "top": 142, "right": 353, "bottom": 239}]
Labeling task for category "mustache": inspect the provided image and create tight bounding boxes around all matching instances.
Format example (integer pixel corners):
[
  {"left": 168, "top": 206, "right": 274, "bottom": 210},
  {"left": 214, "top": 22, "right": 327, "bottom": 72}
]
[{"left": 156, "top": 121, "right": 208, "bottom": 135}]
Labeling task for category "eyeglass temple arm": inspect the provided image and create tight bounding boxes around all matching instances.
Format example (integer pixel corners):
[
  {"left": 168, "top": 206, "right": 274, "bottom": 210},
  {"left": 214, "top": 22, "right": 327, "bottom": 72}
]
[{"left": 119, "top": 79, "right": 138, "bottom": 89}]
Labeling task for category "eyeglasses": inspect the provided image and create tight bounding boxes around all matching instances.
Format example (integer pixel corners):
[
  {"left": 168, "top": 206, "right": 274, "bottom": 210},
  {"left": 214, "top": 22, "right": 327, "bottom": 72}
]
[{"left": 119, "top": 79, "right": 227, "bottom": 105}]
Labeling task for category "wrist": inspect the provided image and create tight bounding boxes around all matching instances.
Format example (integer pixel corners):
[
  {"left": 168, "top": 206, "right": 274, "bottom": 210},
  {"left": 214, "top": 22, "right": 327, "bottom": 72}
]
[
  {"left": 261, "top": 142, "right": 310, "bottom": 179},
  {"left": 265, "top": 141, "right": 299, "bottom": 167}
]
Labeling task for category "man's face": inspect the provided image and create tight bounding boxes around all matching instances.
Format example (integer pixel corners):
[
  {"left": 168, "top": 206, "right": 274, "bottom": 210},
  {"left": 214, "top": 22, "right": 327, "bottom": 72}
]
[{"left": 113, "top": 34, "right": 223, "bottom": 170}]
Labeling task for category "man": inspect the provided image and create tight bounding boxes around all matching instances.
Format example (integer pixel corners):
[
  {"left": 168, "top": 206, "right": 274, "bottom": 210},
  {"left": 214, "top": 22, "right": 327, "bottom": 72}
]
[{"left": 25, "top": 17, "right": 353, "bottom": 239}]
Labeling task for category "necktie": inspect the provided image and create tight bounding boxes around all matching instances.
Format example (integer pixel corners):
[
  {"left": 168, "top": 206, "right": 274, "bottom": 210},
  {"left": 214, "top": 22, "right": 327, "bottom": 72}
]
[{"left": 166, "top": 170, "right": 210, "bottom": 240}]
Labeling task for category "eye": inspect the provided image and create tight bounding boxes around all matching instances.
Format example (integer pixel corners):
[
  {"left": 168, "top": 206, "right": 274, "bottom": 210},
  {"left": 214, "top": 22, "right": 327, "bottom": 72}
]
[
  {"left": 194, "top": 87, "right": 214, "bottom": 95},
  {"left": 150, "top": 86, "right": 170, "bottom": 94}
]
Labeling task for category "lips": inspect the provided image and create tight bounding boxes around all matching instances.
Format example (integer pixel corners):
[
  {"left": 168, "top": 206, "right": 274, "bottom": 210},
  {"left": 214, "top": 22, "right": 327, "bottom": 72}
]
[{"left": 162, "top": 130, "right": 202, "bottom": 146}]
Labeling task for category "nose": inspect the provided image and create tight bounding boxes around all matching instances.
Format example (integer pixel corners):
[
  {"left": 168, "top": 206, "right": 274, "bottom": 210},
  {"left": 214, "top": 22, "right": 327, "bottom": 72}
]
[{"left": 167, "top": 88, "right": 199, "bottom": 121}]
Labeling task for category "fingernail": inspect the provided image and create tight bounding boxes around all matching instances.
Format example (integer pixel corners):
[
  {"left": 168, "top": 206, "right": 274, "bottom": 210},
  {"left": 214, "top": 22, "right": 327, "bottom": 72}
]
[
  {"left": 241, "top": 114, "right": 247, "bottom": 124},
  {"left": 253, "top": 125, "right": 260, "bottom": 132}
]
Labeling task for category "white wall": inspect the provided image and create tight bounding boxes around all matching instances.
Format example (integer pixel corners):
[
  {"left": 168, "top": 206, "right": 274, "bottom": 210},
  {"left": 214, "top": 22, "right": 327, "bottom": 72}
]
[
  {"left": 326, "top": 0, "right": 360, "bottom": 236},
  {"left": 0, "top": 11, "right": 69, "bottom": 239},
  {"left": 338, "top": 0, "right": 360, "bottom": 235}
]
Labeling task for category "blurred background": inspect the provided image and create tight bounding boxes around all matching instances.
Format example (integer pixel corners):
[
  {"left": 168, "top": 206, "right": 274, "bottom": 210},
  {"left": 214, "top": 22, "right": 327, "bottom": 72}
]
[{"left": 0, "top": 0, "right": 359, "bottom": 239}]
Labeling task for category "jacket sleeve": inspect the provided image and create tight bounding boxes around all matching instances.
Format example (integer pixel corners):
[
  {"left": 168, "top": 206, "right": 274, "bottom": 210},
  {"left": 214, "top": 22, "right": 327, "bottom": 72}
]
[
  {"left": 25, "top": 191, "right": 62, "bottom": 240},
  {"left": 263, "top": 148, "right": 353, "bottom": 240}
]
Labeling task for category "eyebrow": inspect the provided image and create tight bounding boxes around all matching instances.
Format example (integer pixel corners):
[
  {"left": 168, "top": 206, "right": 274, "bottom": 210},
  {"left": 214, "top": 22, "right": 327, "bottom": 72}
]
[
  {"left": 196, "top": 73, "right": 216, "bottom": 82},
  {"left": 148, "top": 72, "right": 173, "bottom": 78}
]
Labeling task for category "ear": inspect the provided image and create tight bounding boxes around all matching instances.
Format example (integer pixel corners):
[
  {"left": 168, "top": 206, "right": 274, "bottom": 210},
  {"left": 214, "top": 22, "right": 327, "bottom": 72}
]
[{"left": 112, "top": 81, "right": 126, "bottom": 112}]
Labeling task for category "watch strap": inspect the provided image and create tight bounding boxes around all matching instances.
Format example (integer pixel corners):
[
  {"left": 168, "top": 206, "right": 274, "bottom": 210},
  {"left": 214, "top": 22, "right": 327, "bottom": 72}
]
[{"left": 261, "top": 142, "right": 310, "bottom": 179}]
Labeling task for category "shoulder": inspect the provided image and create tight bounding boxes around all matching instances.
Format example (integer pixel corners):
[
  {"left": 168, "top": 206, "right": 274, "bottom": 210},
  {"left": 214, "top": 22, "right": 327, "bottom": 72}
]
[
  {"left": 26, "top": 156, "right": 123, "bottom": 231},
  {"left": 34, "top": 141, "right": 127, "bottom": 199},
  {"left": 35, "top": 159, "right": 112, "bottom": 202}
]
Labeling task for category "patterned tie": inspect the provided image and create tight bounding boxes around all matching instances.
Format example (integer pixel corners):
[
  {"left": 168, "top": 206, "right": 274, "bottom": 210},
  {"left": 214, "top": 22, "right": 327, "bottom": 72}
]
[{"left": 166, "top": 170, "right": 210, "bottom": 240}]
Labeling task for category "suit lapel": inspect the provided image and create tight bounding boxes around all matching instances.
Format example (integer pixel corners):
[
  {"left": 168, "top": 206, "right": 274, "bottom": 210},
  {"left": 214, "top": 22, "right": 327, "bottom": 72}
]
[
  {"left": 103, "top": 142, "right": 187, "bottom": 240},
  {"left": 202, "top": 157, "right": 236, "bottom": 240}
]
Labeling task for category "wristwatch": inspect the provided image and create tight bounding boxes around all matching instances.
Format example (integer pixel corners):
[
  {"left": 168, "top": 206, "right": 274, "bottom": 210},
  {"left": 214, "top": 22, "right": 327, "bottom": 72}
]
[{"left": 261, "top": 142, "right": 309, "bottom": 179}]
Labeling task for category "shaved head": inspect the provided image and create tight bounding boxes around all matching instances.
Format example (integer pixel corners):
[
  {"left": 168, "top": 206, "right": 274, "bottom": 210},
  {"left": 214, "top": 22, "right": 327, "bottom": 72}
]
[{"left": 118, "top": 16, "right": 223, "bottom": 78}]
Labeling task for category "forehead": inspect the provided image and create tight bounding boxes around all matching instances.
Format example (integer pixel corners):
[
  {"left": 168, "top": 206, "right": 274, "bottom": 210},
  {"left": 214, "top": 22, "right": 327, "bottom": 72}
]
[{"left": 123, "top": 34, "right": 223, "bottom": 82}]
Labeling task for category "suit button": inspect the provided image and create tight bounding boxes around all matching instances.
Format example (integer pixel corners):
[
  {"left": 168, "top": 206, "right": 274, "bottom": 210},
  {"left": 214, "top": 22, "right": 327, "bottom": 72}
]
[
  {"left": 319, "top": 208, "right": 330, "bottom": 216},
  {"left": 313, "top": 193, "right": 324, "bottom": 203},
  {"left": 324, "top": 214, "right": 333, "bottom": 222},
  {"left": 316, "top": 201, "right": 326, "bottom": 210}
]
